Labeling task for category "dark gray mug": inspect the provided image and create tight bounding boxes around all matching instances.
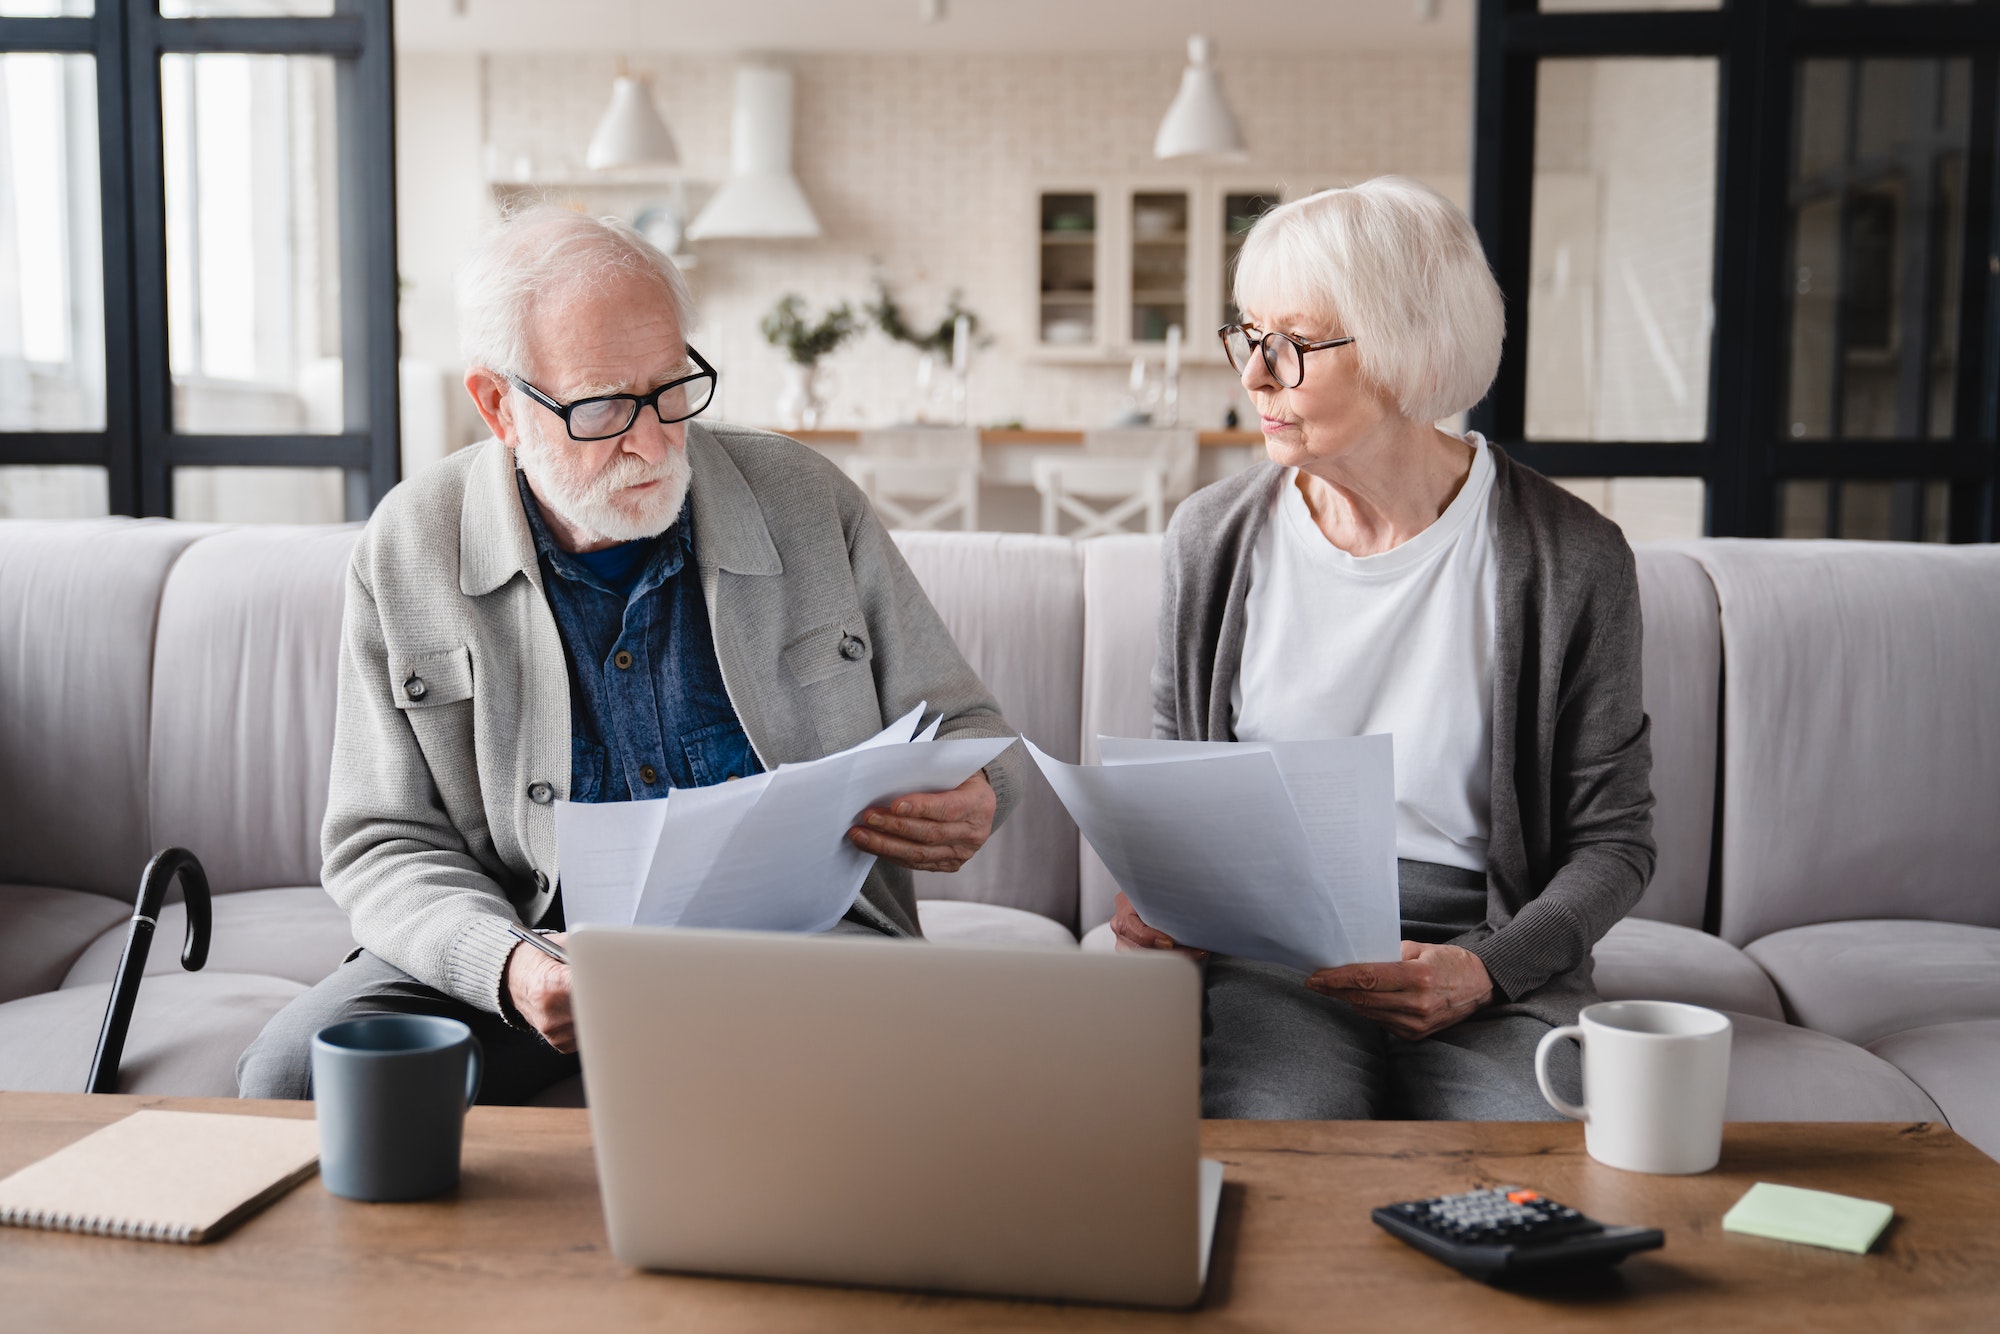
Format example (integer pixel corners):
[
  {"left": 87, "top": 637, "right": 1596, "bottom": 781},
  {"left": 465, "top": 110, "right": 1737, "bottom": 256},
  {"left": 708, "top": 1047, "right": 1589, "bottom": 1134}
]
[{"left": 311, "top": 1015, "right": 483, "bottom": 1202}]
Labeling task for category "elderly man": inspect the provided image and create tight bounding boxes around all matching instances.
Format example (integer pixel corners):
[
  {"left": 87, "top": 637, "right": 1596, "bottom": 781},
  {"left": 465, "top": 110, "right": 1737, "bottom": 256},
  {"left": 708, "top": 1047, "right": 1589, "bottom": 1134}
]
[{"left": 237, "top": 206, "right": 1022, "bottom": 1102}]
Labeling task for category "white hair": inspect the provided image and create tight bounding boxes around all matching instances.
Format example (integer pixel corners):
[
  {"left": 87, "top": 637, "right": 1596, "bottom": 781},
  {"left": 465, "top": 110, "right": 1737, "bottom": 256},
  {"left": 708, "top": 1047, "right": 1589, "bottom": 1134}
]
[
  {"left": 1232, "top": 176, "right": 1504, "bottom": 424},
  {"left": 456, "top": 202, "right": 696, "bottom": 378}
]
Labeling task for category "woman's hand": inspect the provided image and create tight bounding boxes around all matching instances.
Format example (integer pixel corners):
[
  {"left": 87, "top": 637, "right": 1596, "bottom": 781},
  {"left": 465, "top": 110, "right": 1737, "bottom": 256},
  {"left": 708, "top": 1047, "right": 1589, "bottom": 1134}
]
[
  {"left": 848, "top": 771, "right": 997, "bottom": 873},
  {"left": 1109, "top": 892, "right": 1208, "bottom": 962},
  {"left": 1306, "top": 941, "right": 1493, "bottom": 1040}
]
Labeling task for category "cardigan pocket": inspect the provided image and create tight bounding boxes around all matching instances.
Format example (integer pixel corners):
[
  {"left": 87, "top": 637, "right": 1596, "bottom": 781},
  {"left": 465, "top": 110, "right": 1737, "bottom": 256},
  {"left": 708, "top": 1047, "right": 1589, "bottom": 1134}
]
[
  {"left": 780, "top": 621, "right": 872, "bottom": 686},
  {"left": 388, "top": 644, "right": 474, "bottom": 710}
]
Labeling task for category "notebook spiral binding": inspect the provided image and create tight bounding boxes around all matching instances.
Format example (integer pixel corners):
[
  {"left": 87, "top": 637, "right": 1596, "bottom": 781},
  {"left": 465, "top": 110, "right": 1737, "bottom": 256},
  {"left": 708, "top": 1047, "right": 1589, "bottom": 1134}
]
[{"left": 0, "top": 1205, "right": 197, "bottom": 1244}]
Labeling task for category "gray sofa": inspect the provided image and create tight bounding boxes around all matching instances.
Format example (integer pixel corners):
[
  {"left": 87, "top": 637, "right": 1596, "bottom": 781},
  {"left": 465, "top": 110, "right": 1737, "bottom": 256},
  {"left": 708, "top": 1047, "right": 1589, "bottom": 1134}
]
[{"left": 1, "top": 518, "right": 1993, "bottom": 1160}]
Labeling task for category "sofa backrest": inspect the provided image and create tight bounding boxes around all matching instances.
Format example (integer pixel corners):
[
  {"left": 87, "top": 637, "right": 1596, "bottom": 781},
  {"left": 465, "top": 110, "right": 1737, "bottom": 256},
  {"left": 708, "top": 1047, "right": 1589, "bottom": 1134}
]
[
  {"left": 1630, "top": 547, "right": 1721, "bottom": 929},
  {"left": 0, "top": 518, "right": 215, "bottom": 898},
  {"left": 1690, "top": 540, "right": 2000, "bottom": 945},
  {"left": 147, "top": 525, "right": 359, "bottom": 895},
  {"left": 1069, "top": 535, "right": 1724, "bottom": 935},
  {"left": 890, "top": 531, "right": 1084, "bottom": 928}
]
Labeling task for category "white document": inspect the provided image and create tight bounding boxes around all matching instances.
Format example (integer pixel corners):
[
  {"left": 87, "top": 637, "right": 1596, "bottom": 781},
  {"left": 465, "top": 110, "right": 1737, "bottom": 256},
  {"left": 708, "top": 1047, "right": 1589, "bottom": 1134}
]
[
  {"left": 556, "top": 705, "right": 1011, "bottom": 936},
  {"left": 1031, "top": 735, "right": 1399, "bottom": 972},
  {"left": 1096, "top": 734, "right": 1402, "bottom": 965}
]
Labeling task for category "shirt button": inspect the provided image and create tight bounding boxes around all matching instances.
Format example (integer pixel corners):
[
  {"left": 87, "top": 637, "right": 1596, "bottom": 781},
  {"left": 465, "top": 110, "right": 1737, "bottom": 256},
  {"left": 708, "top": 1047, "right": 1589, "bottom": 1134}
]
[
  {"left": 533, "top": 871, "right": 549, "bottom": 894},
  {"left": 639, "top": 764, "right": 659, "bottom": 785},
  {"left": 404, "top": 676, "right": 427, "bottom": 701},
  {"left": 614, "top": 650, "right": 634, "bottom": 670},
  {"left": 527, "top": 781, "right": 554, "bottom": 805},
  {"left": 840, "top": 634, "right": 866, "bottom": 661}
]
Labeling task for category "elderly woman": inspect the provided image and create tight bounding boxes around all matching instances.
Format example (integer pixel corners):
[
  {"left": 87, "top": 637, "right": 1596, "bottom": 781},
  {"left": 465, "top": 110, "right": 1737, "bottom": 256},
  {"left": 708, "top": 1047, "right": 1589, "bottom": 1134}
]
[{"left": 1112, "top": 177, "right": 1654, "bottom": 1120}]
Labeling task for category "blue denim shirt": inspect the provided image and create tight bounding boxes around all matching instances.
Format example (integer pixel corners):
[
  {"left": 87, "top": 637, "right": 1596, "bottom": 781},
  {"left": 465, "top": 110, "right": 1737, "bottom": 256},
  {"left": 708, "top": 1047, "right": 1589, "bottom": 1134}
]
[{"left": 516, "top": 472, "right": 762, "bottom": 803}]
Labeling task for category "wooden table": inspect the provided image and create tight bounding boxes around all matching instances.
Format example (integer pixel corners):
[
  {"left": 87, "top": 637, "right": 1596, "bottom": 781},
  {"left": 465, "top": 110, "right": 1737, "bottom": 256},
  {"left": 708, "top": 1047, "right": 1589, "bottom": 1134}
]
[{"left": 3, "top": 1093, "right": 1994, "bottom": 1332}]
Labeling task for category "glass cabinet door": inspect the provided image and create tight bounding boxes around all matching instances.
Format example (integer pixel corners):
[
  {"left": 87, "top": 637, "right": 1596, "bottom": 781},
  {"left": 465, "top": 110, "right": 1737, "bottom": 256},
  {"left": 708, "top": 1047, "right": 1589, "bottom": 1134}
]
[
  {"left": 1129, "top": 190, "right": 1189, "bottom": 343},
  {"left": 1037, "top": 192, "right": 1097, "bottom": 348},
  {"left": 1222, "top": 191, "right": 1279, "bottom": 326}
]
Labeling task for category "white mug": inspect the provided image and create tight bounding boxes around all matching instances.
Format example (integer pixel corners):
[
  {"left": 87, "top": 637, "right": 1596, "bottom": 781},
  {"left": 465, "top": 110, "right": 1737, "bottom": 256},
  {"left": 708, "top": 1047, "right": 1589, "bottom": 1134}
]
[{"left": 1534, "top": 1000, "right": 1732, "bottom": 1175}]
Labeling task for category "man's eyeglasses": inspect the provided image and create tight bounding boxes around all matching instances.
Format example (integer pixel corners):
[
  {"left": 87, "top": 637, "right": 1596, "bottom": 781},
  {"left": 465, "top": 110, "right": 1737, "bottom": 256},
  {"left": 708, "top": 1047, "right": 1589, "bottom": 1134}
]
[
  {"left": 511, "top": 345, "right": 718, "bottom": 442},
  {"left": 1218, "top": 324, "right": 1355, "bottom": 388}
]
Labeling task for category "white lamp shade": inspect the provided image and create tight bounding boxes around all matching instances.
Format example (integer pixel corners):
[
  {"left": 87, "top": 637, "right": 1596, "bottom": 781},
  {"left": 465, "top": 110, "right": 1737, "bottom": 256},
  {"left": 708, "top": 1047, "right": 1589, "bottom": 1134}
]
[
  {"left": 1153, "top": 35, "right": 1247, "bottom": 161},
  {"left": 686, "top": 64, "right": 822, "bottom": 240},
  {"left": 586, "top": 75, "right": 679, "bottom": 170}
]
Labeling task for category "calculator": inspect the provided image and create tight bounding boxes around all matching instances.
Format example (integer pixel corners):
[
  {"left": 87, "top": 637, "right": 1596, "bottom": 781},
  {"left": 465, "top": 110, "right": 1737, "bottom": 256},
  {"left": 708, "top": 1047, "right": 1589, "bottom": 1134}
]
[{"left": 1371, "top": 1186, "right": 1664, "bottom": 1283}]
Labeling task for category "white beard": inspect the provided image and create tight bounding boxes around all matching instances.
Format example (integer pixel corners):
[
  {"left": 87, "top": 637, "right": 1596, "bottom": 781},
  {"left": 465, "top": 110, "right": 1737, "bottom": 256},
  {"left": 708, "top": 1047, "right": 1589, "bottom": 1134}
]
[{"left": 513, "top": 412, "right": 691, "bottom": 544}]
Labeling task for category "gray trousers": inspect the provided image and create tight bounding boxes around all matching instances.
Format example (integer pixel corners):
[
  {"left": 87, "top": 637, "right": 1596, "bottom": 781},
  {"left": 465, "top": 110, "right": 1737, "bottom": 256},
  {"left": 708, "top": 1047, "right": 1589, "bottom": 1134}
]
[
  {"left": 238, "top": 917, "right": 893, "bottom": 1104},
  {"left": 236, "top": 950, "right": 581, "bottom": 1105},
  {"left": 1200, "top": 862, "right": 1584, "bottom": 1121}
]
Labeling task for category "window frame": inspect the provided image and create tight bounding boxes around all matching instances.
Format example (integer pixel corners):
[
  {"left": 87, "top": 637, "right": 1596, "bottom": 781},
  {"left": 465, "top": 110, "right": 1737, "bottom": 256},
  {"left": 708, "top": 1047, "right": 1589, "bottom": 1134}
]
[
  {"left": 0, "top": 0, "right": 397, "bottom": 519},
  {"left": 1470, "top": 0, "right": 1999, "bottom": 541}
]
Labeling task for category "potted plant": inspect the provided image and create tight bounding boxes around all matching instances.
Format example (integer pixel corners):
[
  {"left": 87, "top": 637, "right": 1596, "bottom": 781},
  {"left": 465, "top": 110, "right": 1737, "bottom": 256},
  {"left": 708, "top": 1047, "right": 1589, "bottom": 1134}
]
[{"left": 760, "top": 295, "right": 855, "bottom": 430}]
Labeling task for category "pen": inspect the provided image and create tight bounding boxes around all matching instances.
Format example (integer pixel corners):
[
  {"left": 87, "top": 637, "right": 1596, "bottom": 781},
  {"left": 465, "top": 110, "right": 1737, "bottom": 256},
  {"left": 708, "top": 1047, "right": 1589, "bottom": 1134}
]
[{"left": 506, "top": 922, "right": 570, "bottom": 966}]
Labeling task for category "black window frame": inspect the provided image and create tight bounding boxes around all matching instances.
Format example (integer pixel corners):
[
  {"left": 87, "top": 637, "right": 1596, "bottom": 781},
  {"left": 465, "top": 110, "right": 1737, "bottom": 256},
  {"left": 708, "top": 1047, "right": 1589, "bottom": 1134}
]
[
  {"left": 1469, "top": 0, "right": 1999, "bottom": 541},
  {"left": 0, "top": 0, "right": 398, "bottom": 520}
]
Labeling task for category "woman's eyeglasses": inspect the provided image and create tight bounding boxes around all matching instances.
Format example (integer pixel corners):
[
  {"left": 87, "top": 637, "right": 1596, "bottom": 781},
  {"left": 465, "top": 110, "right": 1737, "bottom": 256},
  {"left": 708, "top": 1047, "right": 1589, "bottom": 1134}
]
[
  {"left": 1218, "top": 324, "right": 1355, "bottom": 388},
  {"left": 511, "top": 345, "right": 719, "bottom": 442}
]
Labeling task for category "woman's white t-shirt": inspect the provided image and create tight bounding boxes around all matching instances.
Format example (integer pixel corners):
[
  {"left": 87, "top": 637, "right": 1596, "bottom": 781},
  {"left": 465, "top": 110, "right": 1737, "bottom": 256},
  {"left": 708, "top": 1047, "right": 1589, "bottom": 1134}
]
[{"left": 1229, "top": 433, "right": 1497, "bottom": 872}]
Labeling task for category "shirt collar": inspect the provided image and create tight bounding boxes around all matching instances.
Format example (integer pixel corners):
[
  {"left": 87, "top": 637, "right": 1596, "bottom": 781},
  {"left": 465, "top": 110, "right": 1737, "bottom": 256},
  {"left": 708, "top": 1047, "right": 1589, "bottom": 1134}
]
[{"left": 515, "top": 468, "right": 688, "bottom": 599}]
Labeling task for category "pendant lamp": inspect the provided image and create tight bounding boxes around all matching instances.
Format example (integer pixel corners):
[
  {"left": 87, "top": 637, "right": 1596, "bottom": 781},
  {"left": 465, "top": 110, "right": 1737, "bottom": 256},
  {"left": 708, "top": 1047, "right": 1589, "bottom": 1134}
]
[
  {"left": 1153, "top": 36, "right": 1247, "bottom": 161},
  {"left": 586, "top": 71, "right": 679, "bottom": 170}
]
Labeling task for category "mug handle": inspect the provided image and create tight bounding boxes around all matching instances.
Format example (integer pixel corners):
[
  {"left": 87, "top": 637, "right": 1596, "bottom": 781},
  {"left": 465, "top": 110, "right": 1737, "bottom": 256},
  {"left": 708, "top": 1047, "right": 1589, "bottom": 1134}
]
[
  {"left": 462, "top": 1033, "right": 484, "bottom": 1108},
  {"left": 1535, "top": 1024, "right": 1588, "bottom": 1121}
]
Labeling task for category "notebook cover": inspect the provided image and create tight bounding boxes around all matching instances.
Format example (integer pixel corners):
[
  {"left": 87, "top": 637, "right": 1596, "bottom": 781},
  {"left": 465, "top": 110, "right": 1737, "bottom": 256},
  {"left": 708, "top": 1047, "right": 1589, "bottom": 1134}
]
[
  {"left": 0, "top": 1109, "right": 320, "bottom": 1244},
  {"left": 1721, "top": 1181, "right": 1895, "bottom": 1255}
]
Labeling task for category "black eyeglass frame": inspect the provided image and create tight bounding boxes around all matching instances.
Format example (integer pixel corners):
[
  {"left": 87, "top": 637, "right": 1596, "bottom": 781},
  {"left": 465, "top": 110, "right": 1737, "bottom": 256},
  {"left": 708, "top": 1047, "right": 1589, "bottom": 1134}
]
[
  {"left": 510, "top": 345, "right": 719, "bottom": 442},
  {"left": 1217, "top": 323, "right": 1356, "bottom": 388}
]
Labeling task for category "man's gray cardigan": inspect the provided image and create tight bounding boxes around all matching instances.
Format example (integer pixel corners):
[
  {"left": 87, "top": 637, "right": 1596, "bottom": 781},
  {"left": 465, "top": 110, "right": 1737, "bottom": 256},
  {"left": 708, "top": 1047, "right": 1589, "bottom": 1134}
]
[
  {"left": 321, "top": 423, "right": 1023, "bottom": 1018},
  {"left": 1154, "top": 447, "right": 1656, "bottom": 1027}
]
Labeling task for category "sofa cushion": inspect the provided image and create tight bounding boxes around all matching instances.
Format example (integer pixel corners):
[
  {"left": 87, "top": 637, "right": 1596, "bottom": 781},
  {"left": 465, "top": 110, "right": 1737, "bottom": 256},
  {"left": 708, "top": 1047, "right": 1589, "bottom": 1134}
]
[
  {"left": 1589, "top": 917, "right": 1783, "bottom": 1021},
  {"left": 1078, "top": 534, "right": 1165, "bottom": 932},
  {"left": 0, "top": 886, "right": 131, "bottom": 1003},
  {"left": 0, "top": 971, "right": 304, "bottom": 1096},
  {"left": 918, "top": 899, "right": 1078, "bottom": 950},
  {"left": 147, "top": 525, "right": 359, "bottom": 895},
  {"left": 0, "top": 518, "right": 214, "bottom": 896},
  {"left": 1745, "top": 920, "right": 2000, "bottom": 1046},
  {"left": 1722, "top": 1010, "right": 1941, "bottom": 1122},
  {"left": 1628, "top": 546, "right": 1719, "bottom": 929},
  {"left": 1867, "top": 1021, "right": 2000, "bottom": 1163},
  {"left": 1687, "top": 540, "right": 2000, "bottom": 945},
  {"left": 892, "top": 532, "right": 1083, "bottom": 928},
  {"left": 62, "top": 886, "right": 357, "bottom": 991}
]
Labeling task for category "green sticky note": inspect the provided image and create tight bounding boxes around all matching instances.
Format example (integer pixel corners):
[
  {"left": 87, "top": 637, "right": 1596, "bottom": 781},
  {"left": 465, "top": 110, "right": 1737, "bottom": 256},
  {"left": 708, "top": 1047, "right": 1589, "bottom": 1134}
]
[{"left": 1722, "top": 1182, "right": 1894, "bottom": 1254}]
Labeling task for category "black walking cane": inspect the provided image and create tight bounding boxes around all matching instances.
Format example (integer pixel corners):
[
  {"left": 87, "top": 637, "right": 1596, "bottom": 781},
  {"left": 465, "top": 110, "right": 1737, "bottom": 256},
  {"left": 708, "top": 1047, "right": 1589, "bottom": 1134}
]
[{"left": 86, "top": 848, "right": 211, "bottom": 1094}]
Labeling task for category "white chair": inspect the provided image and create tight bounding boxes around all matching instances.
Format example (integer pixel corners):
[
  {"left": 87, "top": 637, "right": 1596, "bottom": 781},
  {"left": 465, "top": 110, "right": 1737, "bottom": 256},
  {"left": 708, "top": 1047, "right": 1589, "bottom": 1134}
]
[
  {"left": 1030, "top": 427, "right": 1198, "bottom": 538},
  {"left": 842, "top": 427, "right": 982, "bottom": 532}
]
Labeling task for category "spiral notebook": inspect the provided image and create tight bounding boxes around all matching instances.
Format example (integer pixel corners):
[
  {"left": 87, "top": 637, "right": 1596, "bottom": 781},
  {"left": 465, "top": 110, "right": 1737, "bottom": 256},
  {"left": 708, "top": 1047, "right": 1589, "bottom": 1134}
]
[{"left": 0, "top": 1109, "right": 320, "bottom": 1244}]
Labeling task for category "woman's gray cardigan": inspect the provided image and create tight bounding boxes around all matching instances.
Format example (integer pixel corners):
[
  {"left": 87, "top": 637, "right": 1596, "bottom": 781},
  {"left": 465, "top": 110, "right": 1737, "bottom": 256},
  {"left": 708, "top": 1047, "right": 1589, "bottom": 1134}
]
[{"left": 1153, "top": 447, "right": 1656, "bottom": 1027}]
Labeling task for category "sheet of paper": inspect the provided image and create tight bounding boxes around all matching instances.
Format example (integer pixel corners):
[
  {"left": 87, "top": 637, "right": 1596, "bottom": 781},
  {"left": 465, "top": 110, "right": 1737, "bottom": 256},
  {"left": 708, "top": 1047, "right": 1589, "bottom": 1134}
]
[
  {"left": 560, "top": 706, "right": 934, "bottom": 928},
  {"left": 1028, "top": 739, "right": 1369, "bottom": 973},
  {"left": 552, "top": 797, "right": 669, "bottom": 928},
  {"left": 669, "top": 735, "right": 1013, "bottom": 933},
  {"left": 1097, "top": 735, "right": 1401, "bottom": 962}
]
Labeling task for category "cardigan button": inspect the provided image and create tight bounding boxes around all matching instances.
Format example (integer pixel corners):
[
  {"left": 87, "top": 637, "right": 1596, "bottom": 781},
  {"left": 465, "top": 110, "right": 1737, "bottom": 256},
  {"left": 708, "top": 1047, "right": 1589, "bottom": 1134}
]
[
  {"left": 527, "top": 781, "right": 554, "bottom": 805},
  {"left": 403, "top": 676, "right": 427, "bottom": 701},
  {"left": 840, "top": 634, "right": 866, "bottom": 661}
]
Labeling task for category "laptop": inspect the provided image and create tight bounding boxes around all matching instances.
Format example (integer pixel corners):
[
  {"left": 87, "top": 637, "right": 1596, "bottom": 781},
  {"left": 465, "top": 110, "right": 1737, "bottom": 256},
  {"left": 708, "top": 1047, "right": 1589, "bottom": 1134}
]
[{"left": 568, "top": 926, "right": 1223, "bottom": 1308}]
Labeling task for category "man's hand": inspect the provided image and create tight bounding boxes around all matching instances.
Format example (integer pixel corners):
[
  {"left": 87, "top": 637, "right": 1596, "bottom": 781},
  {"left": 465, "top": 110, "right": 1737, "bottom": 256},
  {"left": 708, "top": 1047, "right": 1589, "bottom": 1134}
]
[
  {"left": 503, "top": 932, "right": 575, "bottom": 1052},
  {"left": 848, "top": 771, "right": 996, "bottom": 873},
  {"left": 1109, "top": 891, "right": 1208, "bottom": 962},
  {"left": 1306, "top": 941, "right": 1494, "bottom": 1040}
]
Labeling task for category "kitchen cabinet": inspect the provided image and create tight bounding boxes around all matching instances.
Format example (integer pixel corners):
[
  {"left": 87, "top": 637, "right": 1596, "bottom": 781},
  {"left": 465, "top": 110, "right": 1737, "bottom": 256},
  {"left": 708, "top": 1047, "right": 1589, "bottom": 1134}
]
[{"left": 1031, "top": 178, "right": 1293, "bottom": 363}]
